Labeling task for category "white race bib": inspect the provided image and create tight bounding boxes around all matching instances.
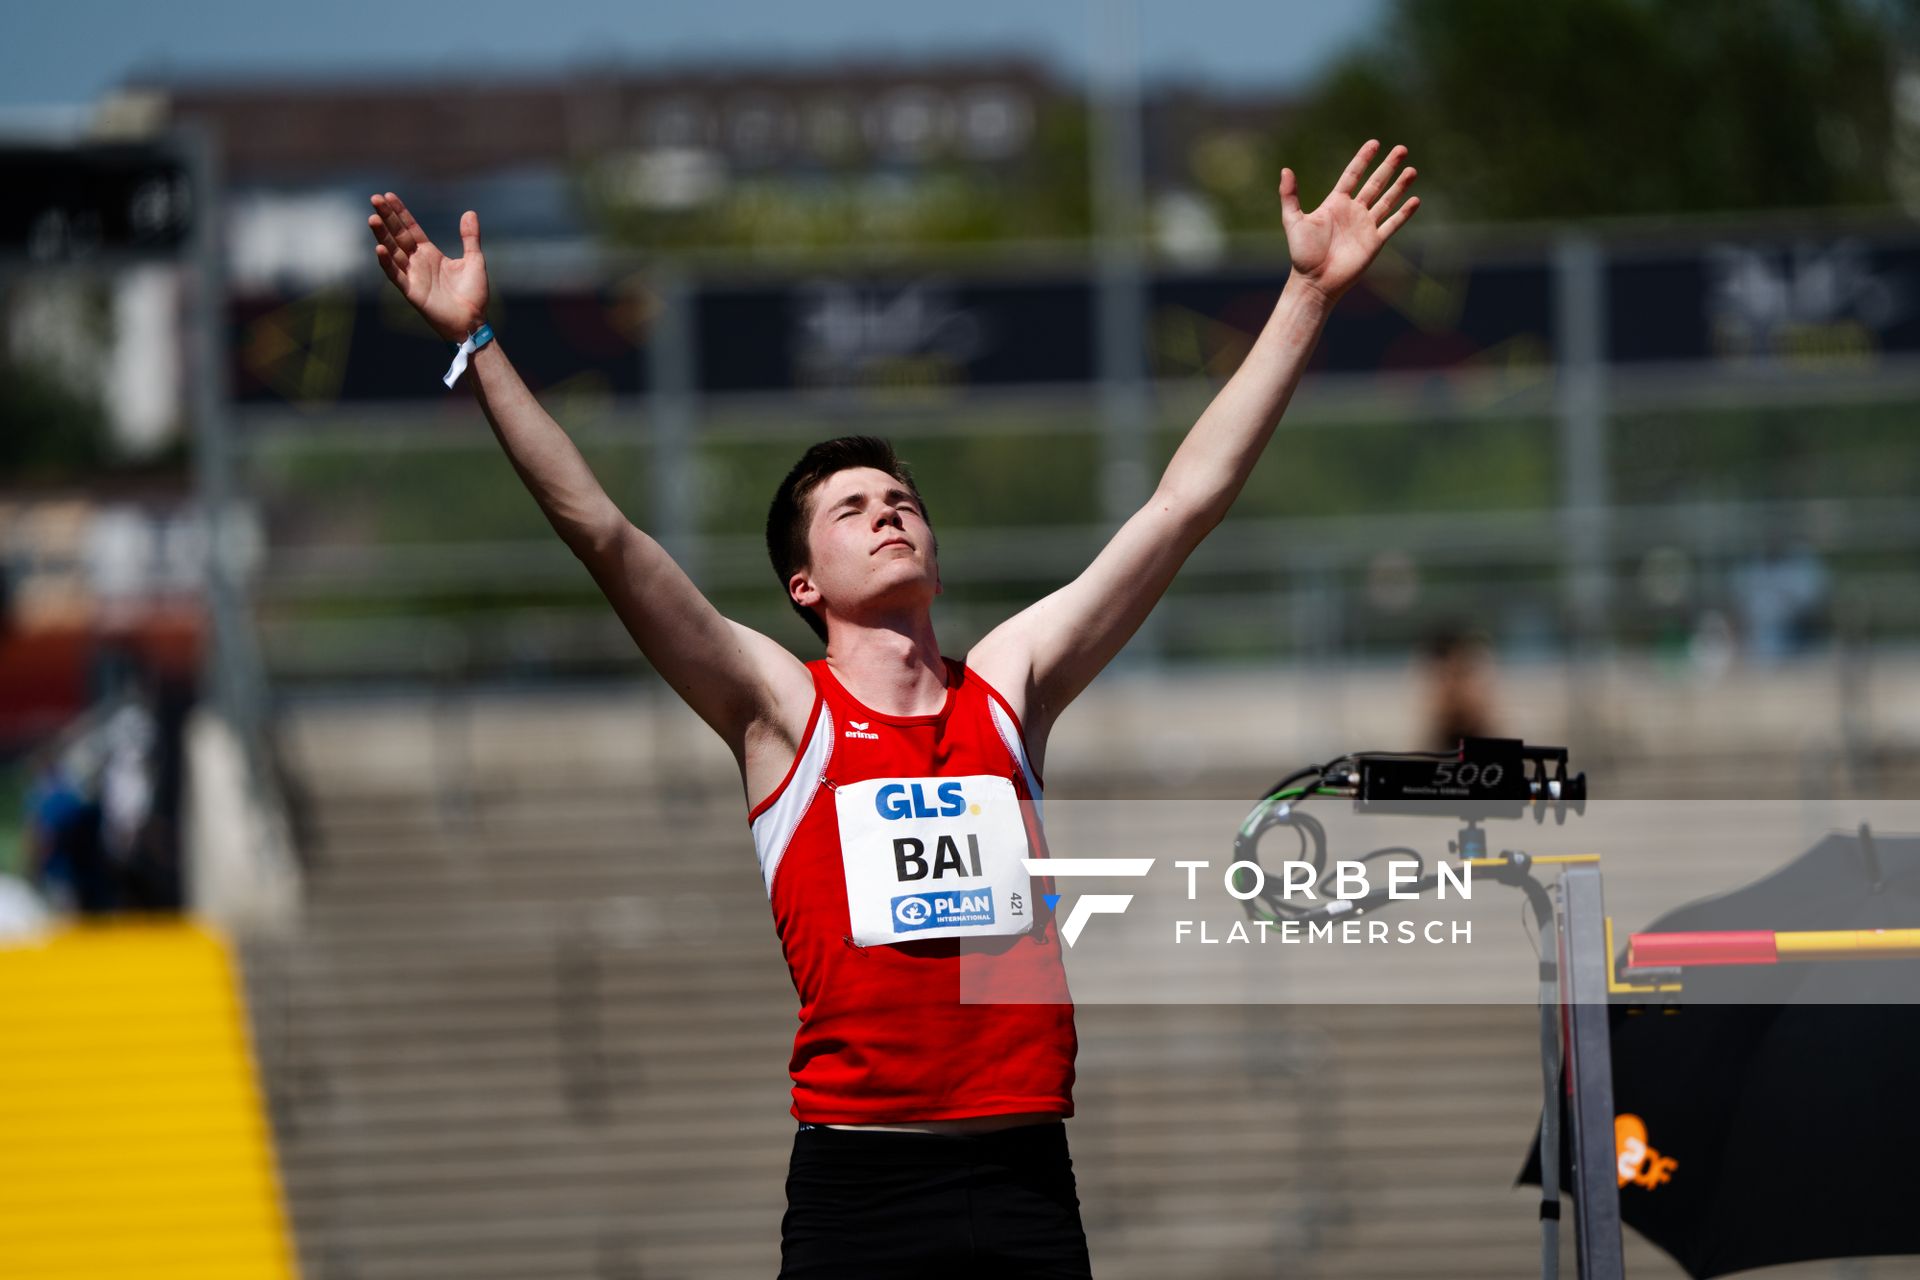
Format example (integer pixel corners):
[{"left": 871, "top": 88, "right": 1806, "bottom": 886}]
[{"left": 834, "top": 774, "right": 1035, "bottom": 946}]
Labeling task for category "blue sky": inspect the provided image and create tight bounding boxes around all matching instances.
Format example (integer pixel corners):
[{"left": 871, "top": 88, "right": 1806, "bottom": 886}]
[{"left": 4, "top": 0, "right": 1382, "bottom": 108}]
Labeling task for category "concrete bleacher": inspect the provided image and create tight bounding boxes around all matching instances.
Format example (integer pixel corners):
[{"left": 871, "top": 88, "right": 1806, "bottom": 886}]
[{"left": 248, "top": 666, "right": 1920, "bottom": 1278}]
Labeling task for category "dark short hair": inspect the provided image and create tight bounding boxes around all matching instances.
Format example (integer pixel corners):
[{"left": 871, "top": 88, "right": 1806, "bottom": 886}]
[{"left": 766, "top": 435, "right": 931, "bottom": 643}]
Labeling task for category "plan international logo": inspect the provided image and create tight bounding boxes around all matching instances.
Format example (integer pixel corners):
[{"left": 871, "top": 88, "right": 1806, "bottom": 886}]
[{"left": 892, "top": 890, "right": 996, "bottom": 932}]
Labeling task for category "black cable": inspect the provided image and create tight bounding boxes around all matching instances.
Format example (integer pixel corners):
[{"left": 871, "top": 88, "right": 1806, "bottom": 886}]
[
  {"left": 1352, "top": 845, "right": 1425, "bottom": 876},
  {"left": 1235, "top": 809, "right": 1434, "bottom": 923},
  {"left": 1235, "top": 750, "right": 1463, "bottom": 924},
  {"left": 1253, "top": 765, "right": 1324, "bottom": 804},
  {"left": 1234, "top": 806, "right": 1328, "bottom": 920}
]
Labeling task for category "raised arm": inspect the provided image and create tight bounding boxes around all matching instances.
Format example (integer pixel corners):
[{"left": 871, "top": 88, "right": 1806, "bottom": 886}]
[
  {"left": 969, "top": 141, "right": 1420, "bottom": 751},
  {"left": 366, "top": 195, "right": 811, "bottom": 759}
]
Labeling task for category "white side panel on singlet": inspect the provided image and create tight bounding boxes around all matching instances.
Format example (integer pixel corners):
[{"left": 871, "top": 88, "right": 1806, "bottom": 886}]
[
  {"left": 750, "top": 701, "right": 834, "bottom": 896},
  {"left": 986, "top": 698, "right": 1044, "bottom": 821}
]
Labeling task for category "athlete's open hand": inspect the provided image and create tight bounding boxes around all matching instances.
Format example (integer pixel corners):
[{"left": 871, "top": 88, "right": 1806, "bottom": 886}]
[
  {"left": 367, "top": 193, "right": 488, "bottom": 343},
  {"left": 1279, "top": 140, "right": 1419, "bottom": 305}
]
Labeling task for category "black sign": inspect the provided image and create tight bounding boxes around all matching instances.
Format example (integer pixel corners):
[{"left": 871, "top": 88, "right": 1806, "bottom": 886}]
[
  {"left": 228, "top": 232, "right": 1920, "bottom": 408},
  {"left": 696, "top": 276, "right": 1095, "bottom": 394},
  {"left": 0, "top": 143, "right": 193, "bottom": 260},
  {"left": 1153, "top": 260, "right": 1556, "bottom": 378},
  {"left": 1609, "top": 236, "right": 1920, "bottom": 366},
  {"left": 231, "top": 286, "right": 649, "bottom": 405}
]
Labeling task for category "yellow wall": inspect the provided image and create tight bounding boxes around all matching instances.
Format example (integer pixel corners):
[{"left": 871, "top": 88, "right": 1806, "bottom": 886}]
[{"left": 0, "top": 922, "right": 298, "bottom": 1279}]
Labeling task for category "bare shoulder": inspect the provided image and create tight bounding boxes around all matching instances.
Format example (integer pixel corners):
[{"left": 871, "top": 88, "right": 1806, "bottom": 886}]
[
  {"left": 730, "top": 621, "right": 816, "bottom": 731},
  {"left": 965, "top": 621, "right": 1051, "bottom": 767},
  {"left": 731, "top": 620, "right": 821, "bottom": 810}
]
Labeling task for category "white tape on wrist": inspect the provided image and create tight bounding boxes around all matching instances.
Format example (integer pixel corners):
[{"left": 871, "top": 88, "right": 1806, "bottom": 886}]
[{"left": 442, "top": 322, "right": 495, "bottom": 388}]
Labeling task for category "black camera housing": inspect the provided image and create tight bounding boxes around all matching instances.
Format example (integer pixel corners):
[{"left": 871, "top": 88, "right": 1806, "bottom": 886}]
[{"left": 1354, "top": 737, "right": 1586, "bottom": 820}]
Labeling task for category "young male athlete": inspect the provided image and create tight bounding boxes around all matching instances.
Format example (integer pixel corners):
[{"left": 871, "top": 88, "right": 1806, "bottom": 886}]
[{"left": 368, "top": 138, "right": 1418, "bottom": 1277}]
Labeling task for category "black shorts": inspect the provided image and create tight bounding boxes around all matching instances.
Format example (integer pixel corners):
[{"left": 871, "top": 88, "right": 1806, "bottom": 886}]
[{"left": 779, "top": 1121, "right": 1094, "bottom": 1279}]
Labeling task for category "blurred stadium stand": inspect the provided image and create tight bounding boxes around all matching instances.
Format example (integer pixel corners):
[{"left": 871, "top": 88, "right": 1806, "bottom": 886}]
[{"left": 241, "top": 690, "right": 1919, "bottom": 1279}]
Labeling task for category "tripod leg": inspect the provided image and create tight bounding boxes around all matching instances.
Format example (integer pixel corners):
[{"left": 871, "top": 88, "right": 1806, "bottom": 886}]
[{"left": 1538, "top": 905, "right": 1563, "bottom": 1280}]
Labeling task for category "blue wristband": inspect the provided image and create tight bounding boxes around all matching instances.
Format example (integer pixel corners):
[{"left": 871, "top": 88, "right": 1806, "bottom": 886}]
[{"left": 442, "top": 322, "right": 495, "bottom": 387}]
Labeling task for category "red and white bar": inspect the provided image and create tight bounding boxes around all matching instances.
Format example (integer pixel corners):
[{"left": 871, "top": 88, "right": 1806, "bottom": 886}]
[{"left": 1629, "top": 928, "right": 1920, "bottom": 969}]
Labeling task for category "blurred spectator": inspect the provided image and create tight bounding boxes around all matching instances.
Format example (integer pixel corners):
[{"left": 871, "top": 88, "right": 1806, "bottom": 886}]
[
  {"left": 20, "top": 663, "right": 191, "bottom": 915},
  {"left": 25, "top": 745, "right": 111, "bottom": 914},
  {"left": 127, "top": 676, "right": 192, "bottom": 911},
  {"left": 99, "top": 699, "right": 156, "bottom": 875},
  {"left": 1732, "top": 539, "right": 1830, "bottom": 664},
  {"left": 1421, "top": 624, "right": 1498, "bottom": 751}
]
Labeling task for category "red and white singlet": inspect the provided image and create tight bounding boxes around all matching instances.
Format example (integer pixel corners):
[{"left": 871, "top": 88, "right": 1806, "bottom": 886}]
[{"left": 746, "top": 656, "right": 1076, "bottom": 1124}]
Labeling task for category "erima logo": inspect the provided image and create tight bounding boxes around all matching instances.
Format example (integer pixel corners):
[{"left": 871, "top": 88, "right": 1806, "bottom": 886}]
[
  {"left": 1022, "top": 859, "right": 1156, "bottom": 946},
  {"left": 844, "top": 719, "right": 880, "bottom": 740}
]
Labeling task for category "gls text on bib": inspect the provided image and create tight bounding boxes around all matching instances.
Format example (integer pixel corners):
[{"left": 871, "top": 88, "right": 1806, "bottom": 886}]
[{"left": 833, "top": 774, "right": 1034, "bottom": 946}]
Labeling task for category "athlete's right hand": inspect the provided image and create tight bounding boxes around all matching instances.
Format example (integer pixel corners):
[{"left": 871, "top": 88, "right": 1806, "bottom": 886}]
[{"left": 367, "top": 193, "right": 489, "bottom": 343}]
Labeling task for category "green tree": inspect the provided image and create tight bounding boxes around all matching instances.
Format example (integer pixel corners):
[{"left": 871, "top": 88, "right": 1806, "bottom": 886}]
[
  {"left": 0, "top": 358, "right": 112, "bottom": 480},
  {"left": 1252, "top": 0, "right": 1897, "bottom": 226}
]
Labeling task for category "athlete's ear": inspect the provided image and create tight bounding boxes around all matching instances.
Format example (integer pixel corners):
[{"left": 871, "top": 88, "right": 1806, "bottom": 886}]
[{"left": 789, "top": 569, "right": 820, "bottom": 610}]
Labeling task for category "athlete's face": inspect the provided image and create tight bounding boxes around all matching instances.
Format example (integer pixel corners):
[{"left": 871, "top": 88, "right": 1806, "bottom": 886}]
[{"left": 790, "top": 466, "right": 941, "bottom": 624}]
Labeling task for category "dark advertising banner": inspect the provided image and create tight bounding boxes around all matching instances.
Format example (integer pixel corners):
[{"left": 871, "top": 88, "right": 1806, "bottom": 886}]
[
  {"left": 694, "top": 276, "right": 1097, "bottom": 394},
  {"left": 1152, "top": 260, "right": 1556, "bottom": 379},
  {"left": 228, "top": 232, "right": 1920, "bottom": 407},
  {"left": 1608, "top": 236, "right": 1920, "bottom": 366},
  {"left": 231, "top": 286, "right": 649, "bottom": 405},
  {"left": 0, "top": 143, "right": 193, "bottom": 259}
]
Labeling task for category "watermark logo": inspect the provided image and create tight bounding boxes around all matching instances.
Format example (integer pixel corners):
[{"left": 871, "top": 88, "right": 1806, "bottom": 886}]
[
  {"left": 1022, "top": 858, "right": 1155, "bottom": 946},
  {"left": 1024, "top": 857, "right": 1475, "bottom": 948}
]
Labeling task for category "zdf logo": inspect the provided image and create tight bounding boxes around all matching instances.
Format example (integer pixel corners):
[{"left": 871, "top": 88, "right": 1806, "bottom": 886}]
[
  {"left": 1615, "top": 1114, "right": 1678, "bottom": 1190},
  {"left": 1022, "top": 859, "right": 1155, "bottom": 946}
]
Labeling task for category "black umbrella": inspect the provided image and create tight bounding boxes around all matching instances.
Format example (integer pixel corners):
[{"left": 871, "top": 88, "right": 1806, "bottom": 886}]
[{"left": 1522, "top": 828, "right": 1920, "bottom": 1278}]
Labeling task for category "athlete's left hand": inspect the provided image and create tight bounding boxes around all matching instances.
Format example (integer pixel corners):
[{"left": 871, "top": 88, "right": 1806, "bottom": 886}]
[{"left": 1279, "top": 140, "right": 1419, "bottom": 306}]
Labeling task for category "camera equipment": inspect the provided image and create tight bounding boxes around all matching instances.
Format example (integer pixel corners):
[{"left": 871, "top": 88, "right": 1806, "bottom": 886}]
[
  {"left": 1228, "top": 737, "right": 1618, "bottom": 1280},
  {"left": 1355, "top": 737, "right": 1586, "bottom": 819},
  {"left": 1229, "top": 737, "right": 1585, "bottom": 927}
]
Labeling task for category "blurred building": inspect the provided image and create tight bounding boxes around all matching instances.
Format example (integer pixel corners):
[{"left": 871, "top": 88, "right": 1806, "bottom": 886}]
[
  {"left": 84, "top": 58, "right": 1292, "bottom": 279},
  {"left": 108, "top": 60, "right": 1059, "bottom": 276}
]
